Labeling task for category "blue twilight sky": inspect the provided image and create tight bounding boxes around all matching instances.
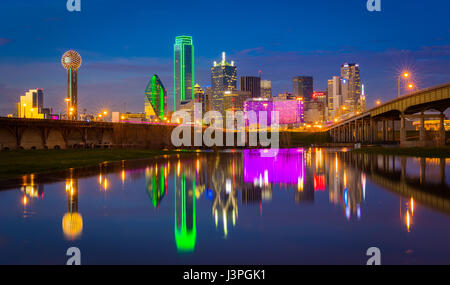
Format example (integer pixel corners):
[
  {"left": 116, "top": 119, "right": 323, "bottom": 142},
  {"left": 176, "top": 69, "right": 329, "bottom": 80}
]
[{"left": 0, "top": 0, "right": 449, "bottom": 115}]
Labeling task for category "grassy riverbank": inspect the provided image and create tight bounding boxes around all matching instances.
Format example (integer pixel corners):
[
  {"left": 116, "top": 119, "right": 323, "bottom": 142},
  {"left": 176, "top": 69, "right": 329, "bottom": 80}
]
[
  {"left": 288, "top": 131, "right": 331, "bottom": 146},
  {"left": 352, "top": 146, "right": 450, "bottom": 158},
  {"left": 0, "top": 149, "right": 188, "bottom": 179}
]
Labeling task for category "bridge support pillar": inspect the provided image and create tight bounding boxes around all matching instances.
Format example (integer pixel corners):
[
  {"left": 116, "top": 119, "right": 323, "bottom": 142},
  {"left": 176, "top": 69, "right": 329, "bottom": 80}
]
[
  {"left": 370, "top": 119, "right": 376, "bottom": 143},
  {"left": 381, "top": 120, "right": 387, "bottom": 142},
  {"left": 439, "top": 112, "right": 446, "bottom": 146},
  {"left": 419, "top": 112, "right": 426, "bottom": 147},
  {"left": 348, "top": 123, "right": 352, "bottom": 142},
  {"left": 362, "top": 120, "right": 366, "bottom": 143},
  {"left": 400, "top": 113, "right": 407, "bottom": 146},
  {"left": 391, "top": 119, "right": 396, "bottom": 142},
  {"left": 337, "top": 126, "right": 341, "bottom": 143}
]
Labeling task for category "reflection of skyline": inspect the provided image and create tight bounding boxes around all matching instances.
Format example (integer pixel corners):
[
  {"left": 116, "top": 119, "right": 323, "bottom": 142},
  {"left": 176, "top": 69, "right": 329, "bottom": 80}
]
[
  {"left": 174, "top": 173, "right": 196, "bottom": 252},
  {"left": 11, "top": 149, "right": 450, "bottom": 255},
  {"left": 145, "top": 165, "right": 167, "bottom": 208},
  {"left": 62, "top": 177, "right": 83, "bottom": 240}
]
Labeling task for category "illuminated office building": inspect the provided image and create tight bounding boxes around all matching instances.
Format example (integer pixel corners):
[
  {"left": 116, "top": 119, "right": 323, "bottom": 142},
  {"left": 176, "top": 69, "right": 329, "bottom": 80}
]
[
  {"left": 304, "top": 92, "right": 327, "bottom": 123},
  {"left": 244, "top": 98, "right": 304, "bottom": 127},
  {"left": 223, "top": 90, "right": 251, "bottom": 113},
  {"left": 145, "top": 74, "right": 167, "bottom": 121},
  {"left": 211, "top": 52, "right": 237, "bottom": 114},
  {"left": 194, "top": 84, "right": 206, "bottom": 113},
  {"left": 174, "top": 36, "right": 194, "bottom": 111},
  {"left": 260, "top": 80, "right": 272, "bottom": 98},
  {"left": 17, "top": 89, "right": 48, "bottom": 119},
  {"left": 293, "top": 76, "right": 313, "bottom": 101},
  {"left": 328, "top": 76, "right": 343, "bottom": 118},
  {"left": 240, "top": 76, "right": 261, "bottom": 99},
  {"left": 204, "top": 86, "right": 212, "bottom": 112},
  {"left": 360, "top": 84, "right": 367, "bottom": 112},
  {"left": 340, "top": 63, "right": 361, "bottom": 112}
]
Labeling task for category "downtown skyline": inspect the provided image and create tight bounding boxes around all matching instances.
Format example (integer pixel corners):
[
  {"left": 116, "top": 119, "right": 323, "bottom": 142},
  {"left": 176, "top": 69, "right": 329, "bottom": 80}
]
[{"left": 0, "top": 0, "right": 449, "bottom": 116}]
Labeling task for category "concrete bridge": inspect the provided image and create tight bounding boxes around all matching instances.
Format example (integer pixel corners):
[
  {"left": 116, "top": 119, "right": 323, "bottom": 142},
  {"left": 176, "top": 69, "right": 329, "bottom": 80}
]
[
  {"left": 0, "top": 117, "right": 293, "bottom": 150},
  {"left": 329, "top": 82, "right": 450, "bottom": 146},
  {"left": 0, "top": 117, "right": 175, "bottom": 150}
]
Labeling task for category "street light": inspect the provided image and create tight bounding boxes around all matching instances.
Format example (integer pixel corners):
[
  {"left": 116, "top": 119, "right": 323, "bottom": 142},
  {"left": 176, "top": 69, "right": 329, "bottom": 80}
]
[
  {"left": 376, "top": 99, "right": 381, "bottom": 106},
  {"left": 23, "top": 103, "right": 27, "bottom": 118},
  {"left": 398, "top": 71, "right": 411, "bottom": 97}
]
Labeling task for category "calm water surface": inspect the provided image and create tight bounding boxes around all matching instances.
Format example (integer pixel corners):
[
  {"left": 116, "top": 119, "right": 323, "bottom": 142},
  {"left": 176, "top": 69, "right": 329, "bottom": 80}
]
[{"left": 1, "top": 148, "right": 450, "bottom": 265}]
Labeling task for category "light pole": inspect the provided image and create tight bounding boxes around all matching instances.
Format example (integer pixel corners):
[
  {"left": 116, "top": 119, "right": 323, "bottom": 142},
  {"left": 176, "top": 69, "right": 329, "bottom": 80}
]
[
  {"left": 398, "top": 71, "right": 410, "bottom": 97},
  {"left": 23, "top": 103, "right": 27, "bottom": 118}
]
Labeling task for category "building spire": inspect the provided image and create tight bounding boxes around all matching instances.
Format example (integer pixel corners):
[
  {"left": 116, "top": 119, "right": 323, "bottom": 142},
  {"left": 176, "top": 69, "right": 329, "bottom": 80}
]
[{"left": 222, "top": 52, "right": 226, "bottom": 65}]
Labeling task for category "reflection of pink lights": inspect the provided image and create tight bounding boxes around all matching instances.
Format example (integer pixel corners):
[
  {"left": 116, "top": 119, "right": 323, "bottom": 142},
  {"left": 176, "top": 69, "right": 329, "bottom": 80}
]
[{"left": 244, "top": 149, "right": 305, "bottom": 184}]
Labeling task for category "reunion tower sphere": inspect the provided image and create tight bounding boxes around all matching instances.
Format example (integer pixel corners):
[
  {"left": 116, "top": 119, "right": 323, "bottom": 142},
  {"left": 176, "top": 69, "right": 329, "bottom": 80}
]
[
  {"left": 61, "top": 50, "right": 82, "bottom": 70},
  {"left": 62, "top": 50, "right": 81, "bottom": 120}
]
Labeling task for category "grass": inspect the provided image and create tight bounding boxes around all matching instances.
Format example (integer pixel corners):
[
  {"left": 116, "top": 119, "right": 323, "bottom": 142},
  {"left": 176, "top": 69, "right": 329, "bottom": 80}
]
[
  {"left": 352, "top": 146, "right": 450, "bottom": 158},
  {"left": 0, "top": 148, "right": 188, "bottom": 179}
]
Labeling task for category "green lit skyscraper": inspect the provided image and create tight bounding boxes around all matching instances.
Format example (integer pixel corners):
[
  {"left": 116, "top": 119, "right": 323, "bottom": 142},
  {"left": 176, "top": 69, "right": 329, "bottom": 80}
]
[
  {"left": 145, "top": 74, "right": 167, "bottom": 121},
  {"left": 174, "top": 36, "right": 195, "bottom": 111}
]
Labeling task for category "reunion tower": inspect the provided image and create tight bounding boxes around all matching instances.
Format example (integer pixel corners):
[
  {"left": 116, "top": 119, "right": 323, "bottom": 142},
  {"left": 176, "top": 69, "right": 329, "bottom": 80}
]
[{"left": 61, "top": 50, "right": 82, "bottom": 120}]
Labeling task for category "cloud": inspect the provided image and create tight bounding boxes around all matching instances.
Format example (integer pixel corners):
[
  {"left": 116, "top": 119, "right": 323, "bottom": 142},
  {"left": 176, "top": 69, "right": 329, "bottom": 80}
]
[{"left": 0, "top": 38, "right": 11, "bottom": 46}]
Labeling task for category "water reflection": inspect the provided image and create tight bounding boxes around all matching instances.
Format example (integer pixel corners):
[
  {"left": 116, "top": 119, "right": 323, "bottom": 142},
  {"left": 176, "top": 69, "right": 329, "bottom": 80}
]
[
  {"left": 62, "top": 176, "right": 83, "bottom": 240},
  {"left": 3, "top": 149, "right": 450, "bottom": 264}
]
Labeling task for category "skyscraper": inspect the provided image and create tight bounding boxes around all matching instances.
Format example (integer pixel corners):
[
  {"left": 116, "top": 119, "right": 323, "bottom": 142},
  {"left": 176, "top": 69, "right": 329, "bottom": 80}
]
[
  {"left": 360, "top": 84, "right": 367, "bottom": 112},
  {"left": 211, "top": 52, "right": 237, "bottom": 114},
  {"left": 194, "top": 84, "right": 206, "bottom": 113},
  {"left": 260, "top": 80, "right": 272, "bottom": 98},
  {"left": 17, "top": 89, "right": 45, "bottom": 119},
  {"left": 174, "top": 36, "right": 194, "bottom": 111},
  {"left": 145, "top": 74, "right": 167, "bottom": 121},
  {"left": 61, "top": 50, "right": 82, "bottom": 120},
  {"left": 340, "top": 63, "right": 361, "bottom": 112},
  {"left": 327, "top": 79, "right": 333, "bottom": 120},
  {"left": 240, "top": 76, "right": 261, "bottom": 99},
  {"left": 204, "top": 86, "right": 212, "bottom": 112},
  {"left": 293, "top": 76, "right": 313, "bottom": 101},
  {"left": 329, "top": 76, "right": 343, "bottom": 118}
]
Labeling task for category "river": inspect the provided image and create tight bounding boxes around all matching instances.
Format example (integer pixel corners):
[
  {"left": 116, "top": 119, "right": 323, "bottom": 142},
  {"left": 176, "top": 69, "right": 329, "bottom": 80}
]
[{"left": 1, "top": 148, "right": 450, "bottom": 265}]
